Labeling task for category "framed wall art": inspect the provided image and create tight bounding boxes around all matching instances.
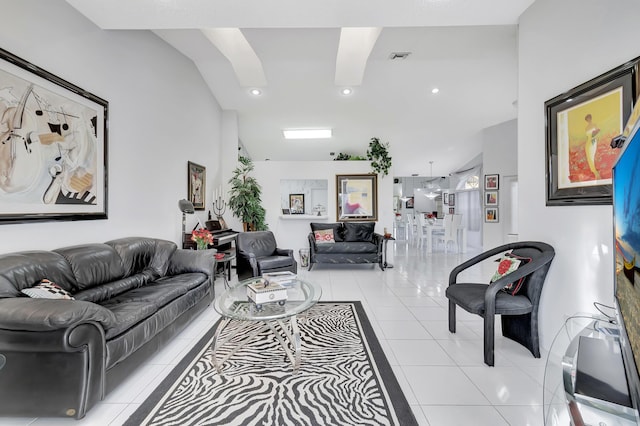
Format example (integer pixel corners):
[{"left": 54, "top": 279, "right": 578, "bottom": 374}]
[
  {"left": 0, "top": 47, "right": 108, "bottom": 224},
  {"left": 448, "top": 193, "right": 455, "bottom": 206},
  {"left": 405, "top": 196, "right": 414, "bottom": 209},
  {"left": 485, "top": 207, "right": 499, "bottom": 223},
  {"left": 187, "top": 161, "right": 206, "bottom": 210},
  {"left": 336, "top": 174, "right": 378, "bottom": 221},
  {"left": 485, "top": 191, "right": 498, "bottom": 206},
  {"left": 443, "top": 192, "right": 449, "bottom": 205},
  {"left": 545, "top": 57, "right": 640, "bottom": 206},
  {"left": 289, "top": 194, "right": 305, "bottom": 214},
  {"left": 484, "top": 174, "right": 499, "bottom": 190}
]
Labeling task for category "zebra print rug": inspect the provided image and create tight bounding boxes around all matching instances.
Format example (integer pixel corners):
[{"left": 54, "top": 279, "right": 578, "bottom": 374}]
[{"left": 125, "top": 302, "right": 417, "bottom": 426}]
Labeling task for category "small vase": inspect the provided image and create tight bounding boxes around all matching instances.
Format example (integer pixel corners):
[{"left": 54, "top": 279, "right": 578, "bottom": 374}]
[{"left": 196, "top": 242, "right": 209, "bottom": 250}]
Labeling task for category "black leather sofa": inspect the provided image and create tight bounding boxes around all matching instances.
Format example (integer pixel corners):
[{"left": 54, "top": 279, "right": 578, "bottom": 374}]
[
  {"left": 0, "top": 237, "right": 215, "bottom": 419},
  {"left": 307, "top": 222, "right": 383, "bottom": 270}
]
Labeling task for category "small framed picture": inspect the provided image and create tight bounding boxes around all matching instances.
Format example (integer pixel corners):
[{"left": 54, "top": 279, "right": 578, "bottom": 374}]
[
  {"left": 485, "top": 207, "right": 499, "bottom": 222},
  {"left": 448, "top": 193, "right": 455, "bottom": 206},
  {"left": 405, "top": 196, "right": 415, "bottom": 209},
  {"left": 282, "top": 208, "right": 290, "bottom": 215},
  {"left": 484, "top": 174, "right": 499, "bottom": 190},
  {"left": 443, "top": 192, "right": 449, "bottom": 205},
  {"left": 485, "top": 191, "right": 498, "bottom": 206},
  {"left": 448, "top": 207, "right": 455, "bottom": 214},
  {"left": 289, "top": 194, "right": 305, "bottom": 214}
]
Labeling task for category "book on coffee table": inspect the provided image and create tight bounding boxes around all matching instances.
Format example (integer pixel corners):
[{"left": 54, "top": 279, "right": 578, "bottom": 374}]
[{"left": 262, "top": 271, "right": 297, "bottom": 286}]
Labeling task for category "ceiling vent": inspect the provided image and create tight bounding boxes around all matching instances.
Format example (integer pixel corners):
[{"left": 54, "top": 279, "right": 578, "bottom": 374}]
[{"left": 389, "top": 52, "right": 411, "bottom": 60}]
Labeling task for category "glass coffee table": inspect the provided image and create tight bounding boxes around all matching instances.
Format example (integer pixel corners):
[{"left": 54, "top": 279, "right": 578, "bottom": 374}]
[{"left": 212, "top": 277, "right": 321, "bottom": 374}]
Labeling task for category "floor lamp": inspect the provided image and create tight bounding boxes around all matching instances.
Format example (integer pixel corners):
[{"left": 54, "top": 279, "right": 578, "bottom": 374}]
[{"left": 178, "top": 199, "right": 205, "bottom": 236}]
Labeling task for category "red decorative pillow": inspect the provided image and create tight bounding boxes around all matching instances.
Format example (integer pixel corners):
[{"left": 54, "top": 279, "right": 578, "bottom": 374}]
[
  {"left": 490, "top": 252, "right": 532, "bottom": 295},
  {"left": 314, "top": 229, "right": 335, "bottom": 244}
]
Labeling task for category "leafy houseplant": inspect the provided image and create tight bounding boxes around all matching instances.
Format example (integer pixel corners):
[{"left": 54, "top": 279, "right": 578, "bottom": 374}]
[
  {"left": 367, "top": 137, "right": 392, "bottom": 177},
  {"left": 228, "top": 156, "right": 268, "bottom": 232}
]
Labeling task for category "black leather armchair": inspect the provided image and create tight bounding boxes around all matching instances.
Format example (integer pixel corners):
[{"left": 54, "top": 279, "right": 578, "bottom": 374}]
[
  {"left": 445, "top": 241, "right": 555, "bottom": 366},
  {"left": 236, "top": 231, "right": 297, "bottom": 280}
]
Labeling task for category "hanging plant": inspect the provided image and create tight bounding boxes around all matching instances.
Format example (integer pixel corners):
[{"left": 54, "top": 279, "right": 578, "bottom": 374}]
[
  {"left": 228, "top": 156, "right": 268, "bottom": 232},
  {"left": 367, "top": 137, "right": 392, "bottom": 177}
]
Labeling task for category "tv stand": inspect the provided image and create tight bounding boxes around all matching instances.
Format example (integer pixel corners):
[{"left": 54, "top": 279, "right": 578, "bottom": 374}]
[{"left": 543, "top": 314, "right": 638, "bottom": 425}]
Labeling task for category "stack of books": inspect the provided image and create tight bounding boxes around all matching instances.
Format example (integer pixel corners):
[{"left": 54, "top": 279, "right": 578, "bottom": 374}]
[{"left": 262, "top": 271, "right": 297, "bottom": 287}]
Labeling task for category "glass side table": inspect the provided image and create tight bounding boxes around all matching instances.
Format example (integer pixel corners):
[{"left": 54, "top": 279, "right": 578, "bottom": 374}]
[{"left": 543, "top": 313, "right": 638, "bottom": 425}]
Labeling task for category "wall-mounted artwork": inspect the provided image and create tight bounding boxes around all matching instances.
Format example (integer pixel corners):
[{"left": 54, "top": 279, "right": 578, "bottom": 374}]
[
  {"left": 545, "top": 57, "right": 639, "bottom": 206},
  {"left": 405, "top": 196, "right": 414, "bottom": 209},
  {"left": 0, "top": 47, "right": 108, "bottom": 223},
  {"left": 289, "top": 193, "right": 305, "bottom": 214},
  {"left": 188, "top": 161, "right": 206, "bottom": 210},
  {"left": 485, "top": 207, "right": 499, "bottom": 223},
  {"left": 485, "top": 191, "right": 498, "bottom": 206},
  {"left": 336, "top": 174, "right": 378, "bottom": 221}
]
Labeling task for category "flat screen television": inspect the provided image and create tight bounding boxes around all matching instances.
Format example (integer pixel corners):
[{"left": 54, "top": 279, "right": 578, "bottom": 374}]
[{"left": 613, "top": 116, "right": 640, "bottom": 421}]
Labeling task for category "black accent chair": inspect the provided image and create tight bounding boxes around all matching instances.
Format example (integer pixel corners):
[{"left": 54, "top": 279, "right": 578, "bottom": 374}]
[
  {"left": 445, "top": 241, "right": 555, "bottom": 366},
  {"left": 236, "top": 231, "right": 298, "bottom": 280}
]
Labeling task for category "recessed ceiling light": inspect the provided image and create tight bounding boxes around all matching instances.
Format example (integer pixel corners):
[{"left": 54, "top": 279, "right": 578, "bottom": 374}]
[
  {"left": 283, "top": 129, "right": 332, "bottom": 139},
  {"left": 431, "top": 88, "right": 440, "bottom": 94},
  {"left": 249, "top": 88, "right": 262, "bottom": 96},
  {"left": 341, "top": 88, "right": 353, "bottom": 95}
]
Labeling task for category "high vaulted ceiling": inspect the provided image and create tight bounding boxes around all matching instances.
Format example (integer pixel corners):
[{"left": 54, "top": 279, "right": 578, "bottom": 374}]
[{"left": 65, "top": 0, "right": 534, "bottom": 177}]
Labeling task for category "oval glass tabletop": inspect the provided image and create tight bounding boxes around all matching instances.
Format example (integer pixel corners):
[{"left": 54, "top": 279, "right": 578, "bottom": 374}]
[{"left": 214, "top": 277, "right": 322, "bottom": 321}]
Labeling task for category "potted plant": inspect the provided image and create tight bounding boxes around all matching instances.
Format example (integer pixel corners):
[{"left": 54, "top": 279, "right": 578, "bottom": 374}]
[
  {"left": 228, "top": 156, "right": 268, "bottom": 232},
  {"left": 367, "top": 137, "right": 392, "bottom": 177}
]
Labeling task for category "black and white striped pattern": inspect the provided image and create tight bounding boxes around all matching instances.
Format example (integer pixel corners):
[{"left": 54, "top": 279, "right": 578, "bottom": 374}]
[{"left": 128, "top": 302, "right": 416, "bottom": 426}]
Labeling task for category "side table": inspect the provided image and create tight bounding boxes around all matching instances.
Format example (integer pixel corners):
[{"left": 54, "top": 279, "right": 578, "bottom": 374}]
[
  {"left": 382, "top": 235, "right": 395, "bottom": 269},
  {"left": 215, "top": 252, "right": 236, "bottom": 288}
]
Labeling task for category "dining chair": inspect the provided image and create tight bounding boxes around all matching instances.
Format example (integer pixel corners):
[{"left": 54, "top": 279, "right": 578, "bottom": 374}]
[
  {"left": 416, "top": 213, "right": 430, "bottom": 248},
  {"left": 437, "top": 214, "right": 462, "bottom": 253},
  {"left": 406, "top": 213, "right": 417, "bottom": 242}
]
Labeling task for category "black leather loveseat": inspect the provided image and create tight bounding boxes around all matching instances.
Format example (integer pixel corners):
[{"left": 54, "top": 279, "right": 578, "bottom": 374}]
[
  {"left": 307, "top": 222, "right": 383, "bottom": 270},
  {"left": 0, "top": 237, "right": 214, "bottom": 419}
]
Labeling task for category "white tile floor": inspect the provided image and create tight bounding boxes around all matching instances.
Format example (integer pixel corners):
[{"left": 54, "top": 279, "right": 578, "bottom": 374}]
[{"left": 0, "top": 240, "right": 548, "bottom": 426}]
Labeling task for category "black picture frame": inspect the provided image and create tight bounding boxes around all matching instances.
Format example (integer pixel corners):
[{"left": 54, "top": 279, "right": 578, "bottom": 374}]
[
  {"left": 545, "top": 57, "right": 640, "bottom": 206},
  {"left": 448, "top": 193, "right": 455, "bottom": 207},
  {"left": 405, "top": 197, "right": 414, "bottom": 209},
  {"left": 0, "top": 47, "right": 108, "bottom": 224},
  {"left": 289, "top": 193, "right": 305, "bottom": 214},
  {"left": 484, "top": 174, "right": 499, "bottom": 190},
  {"left": 187, "top": 161, "right": 206, "bottom": 210}
]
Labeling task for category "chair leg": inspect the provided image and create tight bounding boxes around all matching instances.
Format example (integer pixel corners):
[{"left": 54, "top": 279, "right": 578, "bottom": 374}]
[
  {"left": 484, "top": 315, "right": 495, "bottom": 367},
  {"left": 448, "top": 301, "right": 457, "bottom": 333}
]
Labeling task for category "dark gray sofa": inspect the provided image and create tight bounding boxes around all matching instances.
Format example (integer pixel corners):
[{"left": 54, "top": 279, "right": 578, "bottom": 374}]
[
  {"left": 0, "top": 236, "right": 215, "bottom": 419},
  {"left": 307, "top": 222, "right": 383, "bottom": 270}
]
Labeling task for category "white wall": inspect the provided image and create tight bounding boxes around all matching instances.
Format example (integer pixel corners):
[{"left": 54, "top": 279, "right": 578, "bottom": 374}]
[
  {"left": 518, "top": 0, "right": 640, "bottom": 348},
  {"left": 482, "top": 119, "right": 517, "bottom": 248},
  {"left": 0, "top": 0, "right": 223, "bottom": 253},
  {"left": 250, "top": 161, "right": 394, "bottom": 261}
]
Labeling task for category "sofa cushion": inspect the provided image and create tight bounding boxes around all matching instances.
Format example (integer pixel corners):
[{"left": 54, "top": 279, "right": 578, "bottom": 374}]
[
  {"left": 100, "top": 300, "right": 158, "bottom": 339},
  {"left": 54, "top": 244, "right": 125, "bottom": 292},
  {"left": 73, "top": 274, "right": 148, "bottom": 303},
  {"left": 105, "top": 237, "right": 177, "bottom": 279},
  {"left": 315, "top": 241, "right": 377, "bottom": 254},
  {"left": 343, "top": 222, "right": 375, "bottom": 242},
  {"left": 237, "top": 232, "right": 277, "bottom": 257},
  {"left": 310, "top": 223, "right": 344, "bottom": 242},
  {"left": 0, "top": 251, "right": 77, "bottom": 297},
  {"left": 21, "top": 279, "right": 74, "bottom": 300},
  {"left": 155, "top": 273, "right": 208, "bottom": 292}
]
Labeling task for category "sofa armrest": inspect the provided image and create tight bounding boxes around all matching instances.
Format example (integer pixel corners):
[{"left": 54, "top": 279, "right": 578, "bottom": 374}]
[
  {"left": 275, "top": 248, "right": 294, "bottom": 258},
  {"left": 0, "top": 298, "right": 116, "bottom": 332},
  {"left": 372, "top": 233, "right": 384, "bottom": 251},
  {"left": 308, "top": 233, "right": 318, "bottom": 253},
  {"left": 167, "top": 249, "right": 215, "bottom": 278}
]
